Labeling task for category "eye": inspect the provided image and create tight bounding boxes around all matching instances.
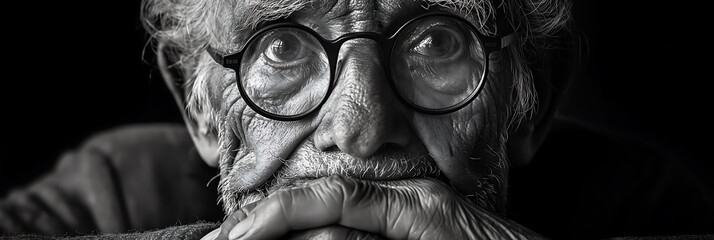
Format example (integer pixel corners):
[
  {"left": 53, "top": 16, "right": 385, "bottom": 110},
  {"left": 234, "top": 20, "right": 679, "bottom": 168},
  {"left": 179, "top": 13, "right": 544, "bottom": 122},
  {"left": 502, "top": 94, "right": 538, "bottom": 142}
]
[
  {"left": 263, "top": 32, "right": 308, "bottom": 64},
  {"left": 412, "top": 28, "right": 462, "bottom": 58}
]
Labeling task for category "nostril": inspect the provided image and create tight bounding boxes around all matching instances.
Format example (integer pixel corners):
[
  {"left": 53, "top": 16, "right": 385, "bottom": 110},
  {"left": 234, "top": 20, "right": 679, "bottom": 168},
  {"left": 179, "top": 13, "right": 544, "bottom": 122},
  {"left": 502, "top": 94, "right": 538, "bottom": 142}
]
[
  {"left": 355, "top": 143, "right": 396, "bottom": 159},
  {"left": 377, "top": 143, "right": 399, "bottom": 152},
  {"left": 321, "top": 145, "right": 340, "bottom": 153}
]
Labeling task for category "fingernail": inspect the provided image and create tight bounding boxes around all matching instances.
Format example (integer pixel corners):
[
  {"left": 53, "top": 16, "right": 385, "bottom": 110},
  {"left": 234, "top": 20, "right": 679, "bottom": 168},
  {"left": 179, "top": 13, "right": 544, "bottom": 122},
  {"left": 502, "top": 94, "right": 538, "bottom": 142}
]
[
  {"left": 243, "top": 201, "right": 258, "bottom": 214},
  {"left": 228, "top": 214, "right": 255, "bottom": 240}
]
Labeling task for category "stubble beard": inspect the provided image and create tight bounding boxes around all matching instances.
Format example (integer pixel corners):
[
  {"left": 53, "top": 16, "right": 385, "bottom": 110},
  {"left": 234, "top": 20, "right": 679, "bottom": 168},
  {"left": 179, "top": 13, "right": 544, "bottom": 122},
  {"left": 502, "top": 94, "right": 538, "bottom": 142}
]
[{"left": 215, "top": 122, "right": 510, "bottom": 218}]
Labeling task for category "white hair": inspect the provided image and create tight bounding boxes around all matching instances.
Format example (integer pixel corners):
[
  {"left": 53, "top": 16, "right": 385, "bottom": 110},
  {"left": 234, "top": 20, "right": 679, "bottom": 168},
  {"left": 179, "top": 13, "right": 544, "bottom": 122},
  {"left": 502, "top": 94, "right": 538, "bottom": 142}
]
[
  {"left": 142, "top": 0, "right": 572, "bottom": 135},
  {"left": 141, "top": 0, "right": 573, "bottom": 214}
]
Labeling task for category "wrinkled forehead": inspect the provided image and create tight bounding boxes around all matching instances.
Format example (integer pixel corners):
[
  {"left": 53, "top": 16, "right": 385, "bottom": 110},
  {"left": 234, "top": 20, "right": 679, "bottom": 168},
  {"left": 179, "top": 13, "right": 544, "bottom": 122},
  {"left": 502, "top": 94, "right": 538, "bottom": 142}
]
[
  {"left": 215, "top": 0, "right": 493, "bottom": 52},
  {"left": 232, "top": 0, "right": 490, "bottom": 26}
]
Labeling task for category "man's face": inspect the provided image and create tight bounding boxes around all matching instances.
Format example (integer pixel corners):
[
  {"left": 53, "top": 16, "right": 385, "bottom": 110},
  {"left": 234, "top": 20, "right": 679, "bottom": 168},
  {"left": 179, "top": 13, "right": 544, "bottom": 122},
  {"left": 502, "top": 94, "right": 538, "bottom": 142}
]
[{"left": 203, "top": 0, "right": 515, "bottom": 216}]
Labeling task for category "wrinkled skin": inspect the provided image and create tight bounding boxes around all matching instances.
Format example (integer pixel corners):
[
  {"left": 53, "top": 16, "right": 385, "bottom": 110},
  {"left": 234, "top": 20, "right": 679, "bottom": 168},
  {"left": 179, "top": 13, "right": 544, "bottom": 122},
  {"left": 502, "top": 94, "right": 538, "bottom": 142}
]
[
  {"left": 196, "top": 0, "right": 541, "bottom": 239},
  {"left": 205, "top": 176, "right": 538, "bottom": 240}
]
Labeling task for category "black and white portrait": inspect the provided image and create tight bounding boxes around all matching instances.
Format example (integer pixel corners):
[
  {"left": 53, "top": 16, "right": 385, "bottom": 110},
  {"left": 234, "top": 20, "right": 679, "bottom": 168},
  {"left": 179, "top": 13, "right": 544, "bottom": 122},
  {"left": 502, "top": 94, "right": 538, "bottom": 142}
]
[{"left": 1, "top": 1, "right": 712, "bottom": 239}]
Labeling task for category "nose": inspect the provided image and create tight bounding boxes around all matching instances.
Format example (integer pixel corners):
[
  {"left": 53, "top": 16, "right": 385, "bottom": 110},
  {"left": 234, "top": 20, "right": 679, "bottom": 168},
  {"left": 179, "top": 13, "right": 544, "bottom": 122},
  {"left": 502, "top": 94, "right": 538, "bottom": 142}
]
[{"left": 313, "top": 39, "right": 410, "bottom": 158}]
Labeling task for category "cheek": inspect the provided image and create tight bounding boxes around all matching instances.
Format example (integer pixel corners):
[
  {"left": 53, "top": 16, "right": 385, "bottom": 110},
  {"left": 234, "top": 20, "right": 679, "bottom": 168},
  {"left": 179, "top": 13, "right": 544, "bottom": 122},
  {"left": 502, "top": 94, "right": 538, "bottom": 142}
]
[
  {"left": 410, "top": 70, "right": 513, "bottom": 200},
  {"left": 241, "top": 113, "right": 311, "bottom": 155},
  {"left": 411, "top": 70, "right": 512, "bottom": 160},
  {"left": 411, "top": 101, "right": 483, "bottom": 160},
  {"left": 231, "top": 90, "right": 318, "bottom": 166},
  {"left": 212, "top": 64, "right": 320, "bottom": 189},
  {"left": 207, "top": 70, "right": 232, "bottom": 112},
  {"left": 204, "top": 64, "right": 241, "bottom": 119},
  {"left": 207, "top": 63, "right": 318, "bottom": 154}
]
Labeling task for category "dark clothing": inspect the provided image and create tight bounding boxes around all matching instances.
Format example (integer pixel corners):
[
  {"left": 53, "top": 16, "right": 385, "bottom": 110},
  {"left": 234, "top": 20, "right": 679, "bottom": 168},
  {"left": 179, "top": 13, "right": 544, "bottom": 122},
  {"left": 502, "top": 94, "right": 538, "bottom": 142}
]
[
  {"left": 0, "top": 222, "right": 218, "bottom": 240},
  {"left": 1, "top": 122, "right": 712, "bottom": 239},
  {"left": 0, "top": 124, "right": 222, "bottom": 237}
]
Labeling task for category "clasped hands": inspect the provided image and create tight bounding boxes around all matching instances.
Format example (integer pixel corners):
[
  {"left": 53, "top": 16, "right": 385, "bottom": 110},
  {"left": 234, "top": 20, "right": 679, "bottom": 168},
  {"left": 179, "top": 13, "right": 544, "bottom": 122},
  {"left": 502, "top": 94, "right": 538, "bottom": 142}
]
[{"left": 203, "top": 175, "right": 539, "bottom": 240}]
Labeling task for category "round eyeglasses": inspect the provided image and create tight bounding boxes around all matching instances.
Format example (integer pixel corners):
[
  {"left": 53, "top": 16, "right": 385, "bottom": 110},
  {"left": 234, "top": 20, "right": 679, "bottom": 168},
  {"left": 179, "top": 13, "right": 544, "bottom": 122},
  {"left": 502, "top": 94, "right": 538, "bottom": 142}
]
[{"left": 207, "top": 12, "right": 514, "bottom": 121}]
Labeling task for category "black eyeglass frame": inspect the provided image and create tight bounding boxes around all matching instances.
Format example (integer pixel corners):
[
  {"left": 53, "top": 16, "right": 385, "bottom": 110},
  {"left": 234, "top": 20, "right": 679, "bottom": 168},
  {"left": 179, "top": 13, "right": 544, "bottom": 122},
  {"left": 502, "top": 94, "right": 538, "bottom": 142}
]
[{"left": 207, "top": 12, "right": 514, "bottom": 121}]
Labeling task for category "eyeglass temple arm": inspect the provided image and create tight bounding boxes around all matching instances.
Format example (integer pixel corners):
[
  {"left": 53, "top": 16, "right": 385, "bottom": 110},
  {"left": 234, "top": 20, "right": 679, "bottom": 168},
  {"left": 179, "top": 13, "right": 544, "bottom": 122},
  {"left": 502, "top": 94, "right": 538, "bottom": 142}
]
[
  {"left": 490, "top": 3, "right": 515, "bottom": 51},
  {"left": 501, "top": 33, "right": 515, "bottom": 49},
  {"left": 206, "top": 46, "right": 229, "bottom": 66},
  {"left": 481, "top": 33, "right": 515, "bottom": 55}
]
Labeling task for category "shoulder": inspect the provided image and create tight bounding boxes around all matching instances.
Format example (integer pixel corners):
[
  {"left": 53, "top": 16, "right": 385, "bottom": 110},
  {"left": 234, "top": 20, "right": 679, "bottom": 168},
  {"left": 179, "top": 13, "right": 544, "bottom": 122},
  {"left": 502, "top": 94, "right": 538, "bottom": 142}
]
[
  {"left": 66, "top": 123, "right": 222, "bottom": 230},
  {"left": 79, "top": 123, "right": 193, "bottom": 155},
  {"left": 69, "top": 122, "right": 208, "bottom": 189}
]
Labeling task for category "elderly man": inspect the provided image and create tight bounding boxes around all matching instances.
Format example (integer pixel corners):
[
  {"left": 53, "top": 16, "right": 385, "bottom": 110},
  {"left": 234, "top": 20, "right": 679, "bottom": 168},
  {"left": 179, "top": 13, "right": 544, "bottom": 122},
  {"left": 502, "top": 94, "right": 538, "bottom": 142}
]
[
  {"left": 3, "top": 0, "right": 712, "bottom": 239},
  {"left": 148, "top": 0, "right": 574, "bottom": 238}
]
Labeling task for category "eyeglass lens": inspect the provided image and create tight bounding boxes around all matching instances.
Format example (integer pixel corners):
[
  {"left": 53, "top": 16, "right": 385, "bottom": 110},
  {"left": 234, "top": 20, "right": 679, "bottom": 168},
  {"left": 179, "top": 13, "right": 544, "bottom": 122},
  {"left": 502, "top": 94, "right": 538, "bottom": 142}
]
[
  {"left": 390, "top": 16, "right": 485, "bottom": 110},
  {"left": 239, "top": 28, "right": 330, "bottom": 116},
  {"left": 238, "top": 15, "right": 485, "bottom": 118}
]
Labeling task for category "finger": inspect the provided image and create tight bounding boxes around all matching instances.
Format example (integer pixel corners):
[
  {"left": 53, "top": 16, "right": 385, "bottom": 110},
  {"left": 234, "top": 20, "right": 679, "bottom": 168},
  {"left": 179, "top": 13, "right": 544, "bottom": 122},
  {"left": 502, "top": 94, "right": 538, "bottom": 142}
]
[
  {"left": 228, "top": 176, "right": 344, "bottom": 239},
  {"left": 228, "top": 175, "right": 454, "bottom": 240},
  {"left": 217, "top": 200, "right": 262, "bottom": 240},
  {"left": 216, "top": 209, "right": 246, "bottom": 240},
  {"left": 337, "top": 177, "right": 457, "bottom": 239}
]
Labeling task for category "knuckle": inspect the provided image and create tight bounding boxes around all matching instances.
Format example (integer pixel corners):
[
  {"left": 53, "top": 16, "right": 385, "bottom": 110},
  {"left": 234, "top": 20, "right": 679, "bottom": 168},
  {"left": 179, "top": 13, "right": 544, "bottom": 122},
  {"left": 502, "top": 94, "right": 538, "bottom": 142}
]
[
  {"left": 323, "top": 174, "right": 356, "bottom": 195},
  {"left": 272, "top": 187, "right": 297, "bottom": 210},
  {"left": 412, "top": 179, "right": 454, "bottom": 205}
]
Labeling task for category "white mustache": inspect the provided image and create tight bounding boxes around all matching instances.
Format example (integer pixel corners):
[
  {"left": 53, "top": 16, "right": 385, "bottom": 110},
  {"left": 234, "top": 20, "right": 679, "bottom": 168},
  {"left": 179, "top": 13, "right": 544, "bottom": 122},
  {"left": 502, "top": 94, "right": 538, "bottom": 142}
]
[
  {"left": 273, "top": 141, "right": 442, "bottom": 185},
  {"left": 220, "top": 139, "right": 443, "bottom": 214}
]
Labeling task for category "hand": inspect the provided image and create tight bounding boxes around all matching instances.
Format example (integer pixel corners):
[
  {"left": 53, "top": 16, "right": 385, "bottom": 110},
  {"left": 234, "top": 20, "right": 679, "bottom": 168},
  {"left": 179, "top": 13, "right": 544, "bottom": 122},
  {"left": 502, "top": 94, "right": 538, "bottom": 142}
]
[{"left": 205, "top": 175, "right": 543, "bottom": 240}]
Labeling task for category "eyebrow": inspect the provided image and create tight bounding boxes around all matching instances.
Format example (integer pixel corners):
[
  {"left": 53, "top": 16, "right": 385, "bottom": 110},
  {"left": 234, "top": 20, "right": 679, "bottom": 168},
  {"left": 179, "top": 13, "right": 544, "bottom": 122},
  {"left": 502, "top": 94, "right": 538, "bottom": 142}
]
[
  {"left": 231, "top": 0, "right": 312, "bottom": 40},
  {"left": 233, "top": 0, "right": 490, "bottom": 29},
  {"left": 227, "top": 0, "right": 492, "bottom": 51}
]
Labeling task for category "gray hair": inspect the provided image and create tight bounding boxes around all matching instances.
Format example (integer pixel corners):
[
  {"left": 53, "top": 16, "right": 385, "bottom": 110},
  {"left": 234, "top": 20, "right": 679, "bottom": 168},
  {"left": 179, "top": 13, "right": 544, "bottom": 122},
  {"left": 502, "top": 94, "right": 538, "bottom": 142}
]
[
  {"left": 141, "top": 0, "right": 573, "bottom": 215},
  {"left": 141, "top": 0, "right": 572, "bottom": 136}
]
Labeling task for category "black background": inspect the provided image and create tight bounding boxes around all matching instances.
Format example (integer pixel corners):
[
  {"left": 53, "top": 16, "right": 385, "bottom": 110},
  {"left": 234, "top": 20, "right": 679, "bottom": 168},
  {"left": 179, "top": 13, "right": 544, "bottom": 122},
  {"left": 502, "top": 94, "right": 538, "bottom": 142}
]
[
  {"left": 1, "top": 1, "right": 182, "bottom": 194},
  {"left": 1, "top": 0, "right": 711, "bottom": 238}
]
